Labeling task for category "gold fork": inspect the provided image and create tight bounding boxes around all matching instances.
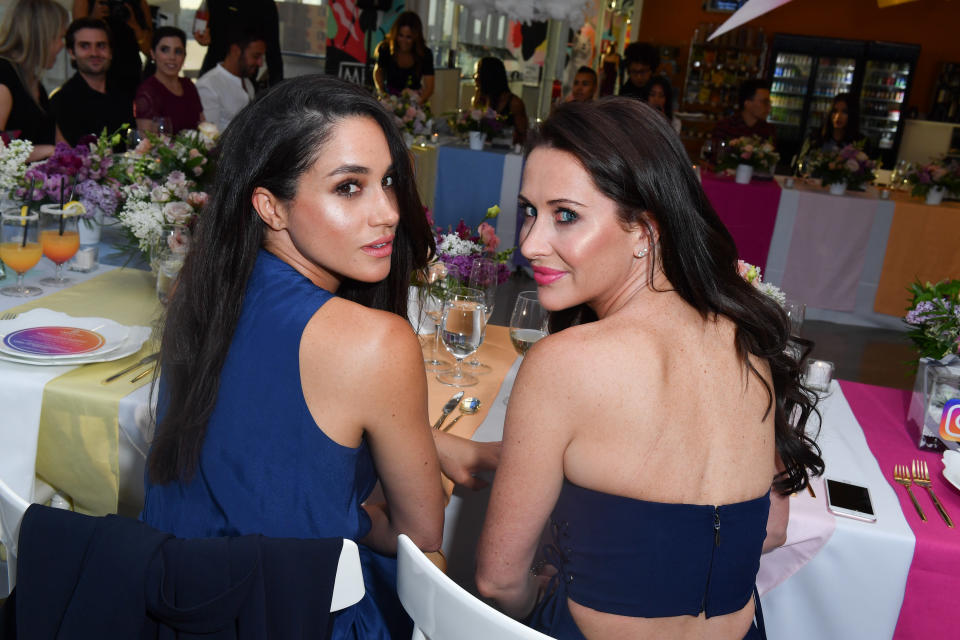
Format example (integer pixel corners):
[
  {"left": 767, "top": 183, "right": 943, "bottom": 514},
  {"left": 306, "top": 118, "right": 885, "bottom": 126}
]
[
  {"left": 0, "top": 312, "right": 18, "bottom": 320},
  {"left": 913, "top": 460, "right": 953, "bottom": 527},
  {"left": 893, "top": 464, "right": 926, "bottom": 521}
]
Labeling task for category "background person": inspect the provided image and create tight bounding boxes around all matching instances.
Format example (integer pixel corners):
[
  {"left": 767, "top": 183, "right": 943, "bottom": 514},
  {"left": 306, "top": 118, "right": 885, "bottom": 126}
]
[
  {"left": 195, "top": 26, "right": 265, "bottom": 132},
  {"left": 72, "top": 0, "right": 152, "bottom": 102},
  {"left": 567, "top": 65, "right": 597, "bottom": 103},
  {"left": 476, "top": 98, "right": 823, "bottom": 640},
  {"left": 0, "top": 0, "right": 68, "bottom": 161},
  {"left": 597, "top": 40, "right": 619, "bottom": 97},
  {"left": 373, "top": 11, "right": 434, "bottom": 103},
  {"left": 808, "top": 92, "right": 866, "bottom": 153},
  {"left": 646, "top": 75, "right": 681, "bottom": 134},
  {"left": 51, "top": 17, "right": 134, "bottom": 146},
  {"left": 618, "top": 41, "right": 658, "bottom": 100},
  {"left": 712, "top": 79, "right": 776, "bottom": 159},
  {"left": 135, "top": 26, "right": 204, "bottom": 134},
  {"left": 473, "top": 56, "right": 528, "bottom": 145},
  {"left": 194, "top": 0, "right": 282, "bottom": 90}
]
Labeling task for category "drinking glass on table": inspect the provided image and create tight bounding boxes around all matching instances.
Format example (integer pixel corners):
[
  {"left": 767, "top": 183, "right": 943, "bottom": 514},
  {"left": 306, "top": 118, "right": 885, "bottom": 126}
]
[
  {"left": 463, "top": 257, "right": 498, "bottom": 373},
  {"left": 39, "top": 204, "right": 79, "bottom": 287},
  {"left": 509, "top": 290, "right": 548, "bottom": 356},
  {"left": 422, "top": 285, "right": 452, "bottom": 372},
  {"left": 155, "top": 226, "right": 191, "bottom": 304},
  {"left": 437, "top": 289, "right": 486, "bottom": 388},
  {"left": 0, "top": 210, "right": 43, "bottom": 297}
]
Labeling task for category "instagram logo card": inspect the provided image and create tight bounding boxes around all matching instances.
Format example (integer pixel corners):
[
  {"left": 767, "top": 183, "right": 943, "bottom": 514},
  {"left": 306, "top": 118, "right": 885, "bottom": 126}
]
[{"left": 940, "top": 399, "right": 960, "bottom": 442}]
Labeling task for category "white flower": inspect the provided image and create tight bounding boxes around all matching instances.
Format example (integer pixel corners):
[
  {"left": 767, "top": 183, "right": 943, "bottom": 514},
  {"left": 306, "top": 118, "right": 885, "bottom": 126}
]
[
  {"left": 845, "top": 158, "right": 860, "bottom": 173},
  {"left": 757, "top": 281, "right": 787, "bottom": 307},
  {"left": 151, "top": 185, "right": 171, "bottom": 202},
  {"left": 0, "top": 139, "right": 33, "bottom": 193},
  {"left": 163, "top": 201, "right": 193, "bottom": 224},
  {"left": 437, "top": 233, "right": 483, "bottom": 256},
  {"left": 197, "top": 121, "right": 219, "bottom": 143}
]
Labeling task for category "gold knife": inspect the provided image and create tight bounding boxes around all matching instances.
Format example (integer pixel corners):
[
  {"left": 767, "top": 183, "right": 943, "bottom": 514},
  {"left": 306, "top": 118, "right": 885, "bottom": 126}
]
[
  {"left": 102, "top": 352, "right": 159, "bottom": 384},
  {"left": 432, "top": 391, "right": 464, "bottom": 430}
]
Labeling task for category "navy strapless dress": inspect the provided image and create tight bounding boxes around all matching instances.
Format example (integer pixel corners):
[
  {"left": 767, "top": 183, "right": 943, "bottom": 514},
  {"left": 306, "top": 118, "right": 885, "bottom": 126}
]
[
  {"left": 529, "top": 480, "right": 770, "bottom": 640},
  {"left": 143, "top": 249, "right": 409, "bottom": 639}
]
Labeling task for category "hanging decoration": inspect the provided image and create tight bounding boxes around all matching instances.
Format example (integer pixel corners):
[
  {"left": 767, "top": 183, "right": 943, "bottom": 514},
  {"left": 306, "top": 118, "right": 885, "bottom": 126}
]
[{"left": 457, "top": 0, "right": 593, "bottom": 29}]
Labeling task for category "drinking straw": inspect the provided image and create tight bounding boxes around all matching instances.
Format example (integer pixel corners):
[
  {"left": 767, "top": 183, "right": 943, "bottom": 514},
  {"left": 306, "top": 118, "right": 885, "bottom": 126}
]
[
  {"left": 58, "top": 176, "right": 66, "bottom": 235},
  {"left": 21, "top": 179, "right": 36, "bottom": 247}
]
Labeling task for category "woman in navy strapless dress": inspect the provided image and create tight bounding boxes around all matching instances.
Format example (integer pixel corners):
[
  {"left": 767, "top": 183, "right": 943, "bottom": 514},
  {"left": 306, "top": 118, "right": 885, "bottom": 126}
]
[
  {"left": 142, "top": 76, "right": 496, "bottom": 639},
  {"left": 477, "top": 99, "right": 824, "bottom": 640}
]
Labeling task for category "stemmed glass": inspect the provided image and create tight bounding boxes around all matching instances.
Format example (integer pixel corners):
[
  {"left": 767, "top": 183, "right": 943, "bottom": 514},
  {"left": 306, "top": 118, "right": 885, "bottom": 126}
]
[
  {"left": 38, "top": 204, "right": 79, "bottom": 287},
  {"left": 422, "top": 285, "right": 452, "bottom": 372},
  {"left": 437, "top": 289, "right": 486, "bottom": 388},
  {"left": 509, "top": 291, "right": 548, "bottom": 356},
  {"left": 0, "top": 210, "right": 43, "bottom": 297},
  {"left": 154, "top": 226, "right": 191, "bottom": 304},
  {"left": 463, "top": 257, "right": 498, "bottom": 373}
]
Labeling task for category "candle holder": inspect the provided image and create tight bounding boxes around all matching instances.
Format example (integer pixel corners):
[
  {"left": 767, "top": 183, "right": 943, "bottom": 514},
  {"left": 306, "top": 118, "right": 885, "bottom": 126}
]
[{"left": 804, "top": 359, "right": 835, "bottom": 392}]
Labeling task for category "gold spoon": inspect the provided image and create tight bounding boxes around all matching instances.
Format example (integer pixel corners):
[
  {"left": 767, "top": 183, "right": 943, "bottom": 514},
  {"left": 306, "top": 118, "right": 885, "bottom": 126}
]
[{"left": 442, "top": 396, "right": 481, "bottom": 432}]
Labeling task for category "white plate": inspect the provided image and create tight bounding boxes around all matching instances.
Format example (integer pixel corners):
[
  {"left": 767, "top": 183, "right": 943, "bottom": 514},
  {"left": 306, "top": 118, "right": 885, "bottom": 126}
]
[
  {"left": 0, "top": 309, "right": 150, "bottom": 366},
  {"left": 0, "top": 316, "right": 129, "bottom": 360},
  {"left": 943, "top": 450, "right": 960, "bottom": 492}
]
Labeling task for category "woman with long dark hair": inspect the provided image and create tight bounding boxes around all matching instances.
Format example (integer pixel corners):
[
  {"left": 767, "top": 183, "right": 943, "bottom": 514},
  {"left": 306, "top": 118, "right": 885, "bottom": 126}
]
[
  {"left": 134, "top": 26, "right": 203, "bottom": 134},
  {"left": 472, "top": 56, "right": 528, "bottom": 145},
  {"left": 373, "top": 11, "right": 434, "bottom": 103},
  {"left": 476, "top": 98, "right": 823, "bottom": 640},
  {"left": 142, "top": 75, "right": 465, "bottom": 638},
  {"left": 811, "top": 92, "right": 865, "bottom": 153},
  {"left": 73, "top": 0, "right": 152, "bottom": 101},
  {"left": 646, "top": 75, "right": 681, "bottom": 134}
]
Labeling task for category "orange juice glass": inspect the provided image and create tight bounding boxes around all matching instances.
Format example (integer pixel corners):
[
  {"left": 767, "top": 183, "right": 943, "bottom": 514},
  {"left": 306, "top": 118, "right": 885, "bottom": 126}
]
[
  {"left": 0, "top": 210, "right": 44, "bottom": 297},
  {"left": 39, "top": 204, "right": 80, "bottom": 287}
]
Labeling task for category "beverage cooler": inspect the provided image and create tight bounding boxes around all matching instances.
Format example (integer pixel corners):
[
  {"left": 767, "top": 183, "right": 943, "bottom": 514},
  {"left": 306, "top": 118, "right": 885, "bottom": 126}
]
[{"left": 768, "top": 34, "right": 919, "bottom": 169}]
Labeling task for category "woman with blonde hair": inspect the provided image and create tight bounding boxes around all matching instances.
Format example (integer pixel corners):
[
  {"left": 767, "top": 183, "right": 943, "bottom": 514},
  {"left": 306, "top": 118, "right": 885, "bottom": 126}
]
[
  {"left": 0, "top": 0, "right": 68, "bottom": 160},
  {"left": 374, "top": 11, "right": 434, "bottom": 103}
]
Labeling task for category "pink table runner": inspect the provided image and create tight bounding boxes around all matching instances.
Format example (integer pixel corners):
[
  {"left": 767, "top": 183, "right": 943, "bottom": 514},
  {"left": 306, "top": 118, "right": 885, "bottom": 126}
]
[
  {"left": 838, "top": 380, "right": 960, "bottom": 640},
  {"left": 700, "top": 172, "right": 782, "bottom": 271}
]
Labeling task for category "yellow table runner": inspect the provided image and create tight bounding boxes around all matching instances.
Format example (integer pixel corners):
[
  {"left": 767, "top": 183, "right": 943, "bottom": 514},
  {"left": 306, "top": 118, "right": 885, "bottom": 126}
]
[
  {"left": 874, "top": 195, "right": 960, "bottom": 316},
  {"left": 6, "top": 268, "right": 161, "bottom": 514},
  {"left": 411, "top": 144, "right": 438, "bottom": 212}
]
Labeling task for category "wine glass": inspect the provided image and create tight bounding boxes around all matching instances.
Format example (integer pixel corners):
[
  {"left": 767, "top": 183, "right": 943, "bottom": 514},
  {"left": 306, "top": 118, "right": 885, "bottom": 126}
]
[
  {"left": 422, "top": 285, "right": 452, "bottom": 372},
  {"left": 154, "top": 226, "right": 191, "bottom": 304},
  {"left": 509, "top": 290, "right": 548, "bottom": 356},
  {"left": 700, "top": 138, "right": 714, "bottom": 163},
  {"left": 0, "top": 210, "right": 43, "bottom": 297},
  {"left": 126, "top": 127, "right": 145, "bottom": 150},
  {"left": 39, "top": 204, "right": 80, "bottom": 287},
  {"left": 437, "top": 289, "right": 486, "bottom": 388},
  {"left": 154, "top": 116, "right": 173, "bottom": 137},
  {"left": 463, "top": 257, "right": 498, "bottom": 373}
]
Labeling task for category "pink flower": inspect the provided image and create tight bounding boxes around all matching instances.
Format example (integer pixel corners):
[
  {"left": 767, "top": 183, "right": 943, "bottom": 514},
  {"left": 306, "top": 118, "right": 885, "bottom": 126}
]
[
  {"left": 134, "top": 138, "right": 152, "bottom": 154},
  {"left": 741, "top": 151, "right": 752, "bottom": 160},
  {"left": 423, "top": 207, "right": 434, "bottom": 226},
  {"left": 187, "top": 191, "right": 209, "bottom": 209},
  {"left": 478, "top": 222, "right": 499, "bottom": 252}
]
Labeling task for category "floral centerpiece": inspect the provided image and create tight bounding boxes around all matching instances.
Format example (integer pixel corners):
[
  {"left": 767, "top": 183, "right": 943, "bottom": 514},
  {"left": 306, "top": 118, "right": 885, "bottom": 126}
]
[
  {"left": 428, "top": 204, "right": 513, "bottom": 289},
  {"left": 807, "top": 142, "right": 877, "bottom": 191},
  {"left": 447, "top": 107, "right": 504, "bottom": 139},
  {"left": 717, "top": 135, "right": 779, "bottom": 173},
  {"left": 0, "top": 136, "right": 33, "bottom": 201},
  {"left": 379, "top": 89, "right": 432, "bottom": 138},
  {"left": 903, "top": 279, "right": 960, "bottom": 450},
  {"left": 116, "top": 170, "right": 208, "bottom": 258},
  {"left": 905, "top": 158, "right": 960, "bottom": 202},
  {"left": 738, "top": 260, "right": 786, "bottom": 306},
  {"left": 119, "top": 123, "right": 219, "bottom": 189}
]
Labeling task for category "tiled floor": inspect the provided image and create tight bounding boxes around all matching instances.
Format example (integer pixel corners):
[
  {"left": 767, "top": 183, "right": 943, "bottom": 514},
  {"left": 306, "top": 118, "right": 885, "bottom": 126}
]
[{"left": 492, "top": 271, "right": 916, "bottom": 390}]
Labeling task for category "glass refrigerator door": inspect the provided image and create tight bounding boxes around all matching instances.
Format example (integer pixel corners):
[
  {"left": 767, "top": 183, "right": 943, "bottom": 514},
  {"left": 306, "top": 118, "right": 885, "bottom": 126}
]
[
  {"left": 770, "top": 53, "right": 813, "bottom": 130},
  {"left": 806, "top": 57, "right": 857, "bottom": 138},
  {"left": 860, "top": 60, "right": 910, "bottom": 151}
]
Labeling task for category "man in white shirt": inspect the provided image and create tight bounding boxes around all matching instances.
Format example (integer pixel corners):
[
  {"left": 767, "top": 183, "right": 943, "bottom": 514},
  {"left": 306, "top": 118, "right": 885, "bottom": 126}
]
[{"left": 195, "top": 28, "right": 266, "bottom": 132}]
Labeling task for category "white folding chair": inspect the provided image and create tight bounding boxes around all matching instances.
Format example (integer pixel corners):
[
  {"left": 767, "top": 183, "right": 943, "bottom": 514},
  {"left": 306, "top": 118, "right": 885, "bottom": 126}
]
[
  {"left": 396, "top": 534, "right": 554, "bottom": 640},
  {"left": 0, "top": 476, "right": 31, "bottom": 597},
  {"left": 330, "top": 538, "right": 364, "bottom": 612}
]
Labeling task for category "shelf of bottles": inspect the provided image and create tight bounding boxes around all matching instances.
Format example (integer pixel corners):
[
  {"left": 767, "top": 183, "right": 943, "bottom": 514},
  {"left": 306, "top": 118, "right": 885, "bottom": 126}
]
[
  {"left": 860, "top": 60, "right": 910, "bottom": 149},
  {"left": 928, "top": 61, "right": 960, "bottom": 123},
  {"left": 769, "top": 53, "right": 811, "bottom": 127},
  {"left": 804, "top": 57, "right": 856, "bottom": 137},
  {"left": 681, "top": 24, "right": 766, "bottom": 114}
]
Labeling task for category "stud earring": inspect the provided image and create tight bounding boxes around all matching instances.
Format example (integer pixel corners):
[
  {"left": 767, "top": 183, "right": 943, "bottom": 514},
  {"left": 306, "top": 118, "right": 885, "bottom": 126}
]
[{"left": 635, "top": 247, "right": 649, "bottom": 259}]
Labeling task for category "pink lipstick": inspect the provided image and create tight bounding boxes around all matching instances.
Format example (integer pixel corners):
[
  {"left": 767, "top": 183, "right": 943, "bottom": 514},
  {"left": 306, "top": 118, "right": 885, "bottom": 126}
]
[
  {"left": 532, "top": 266, "right": 565, "bottom": 286},
  {"left": 362, "top": 236, "right": 394, "bottom": 258}
]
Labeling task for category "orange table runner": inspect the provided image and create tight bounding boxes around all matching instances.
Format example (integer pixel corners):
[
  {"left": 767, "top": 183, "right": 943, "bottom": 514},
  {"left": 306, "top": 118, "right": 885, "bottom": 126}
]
[{"left": 874, "top": 193, "right": 960, "bottom": 316}]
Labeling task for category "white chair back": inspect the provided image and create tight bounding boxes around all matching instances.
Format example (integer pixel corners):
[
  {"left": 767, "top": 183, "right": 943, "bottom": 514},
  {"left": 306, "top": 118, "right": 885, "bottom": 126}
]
[
  {"left": 0, "top": 475, "right": 30, "bottom": 596},
  {"left": 396, "top": 534, "right": 554, "bottom": 640},
  {"left": 330, "top": 538, "right": 364, "bottom": 612}
]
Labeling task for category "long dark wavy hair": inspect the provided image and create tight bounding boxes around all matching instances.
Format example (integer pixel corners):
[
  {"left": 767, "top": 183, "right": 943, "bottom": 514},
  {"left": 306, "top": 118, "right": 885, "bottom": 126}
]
[
  {"left": 528, "top": 98, "right": 823, "bottom": 495},
  {"left": 148, "top": 75, "right": 435, "bottom": 484},
  {"left": 475, "top": 56, "right": 511, "bottom": 104},
  {"left": 819, "top": 92, "right": 863, "bottom": 147},
  {"left": 386, "top": 11, "right": 427, "bottom": 64}
]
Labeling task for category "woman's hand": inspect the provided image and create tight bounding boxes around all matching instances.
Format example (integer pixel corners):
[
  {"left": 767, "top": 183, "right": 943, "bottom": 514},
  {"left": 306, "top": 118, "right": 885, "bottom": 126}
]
[{"left": 434, "top": 430, "right": 500, "bottom": 489}]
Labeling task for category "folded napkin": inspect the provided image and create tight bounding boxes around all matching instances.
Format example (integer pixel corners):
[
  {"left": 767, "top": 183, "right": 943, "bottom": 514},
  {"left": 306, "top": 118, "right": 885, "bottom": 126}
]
[{"left": 943, "top": 450, "right": 960, "bottom": 491}]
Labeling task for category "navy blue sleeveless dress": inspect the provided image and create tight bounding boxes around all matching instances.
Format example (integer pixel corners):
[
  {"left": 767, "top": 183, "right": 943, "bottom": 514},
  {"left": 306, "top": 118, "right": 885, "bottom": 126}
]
[
  {"left": 143, "top": 250, "right": 409, "bottom": 639},
  {"left": 529, "top": 480, "right": 770, "bottom": 640}
]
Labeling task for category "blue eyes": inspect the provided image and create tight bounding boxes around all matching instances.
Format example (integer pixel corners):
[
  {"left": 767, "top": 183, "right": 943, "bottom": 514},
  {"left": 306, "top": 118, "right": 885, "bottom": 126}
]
[{"left": 518, "top": 203, "right": 578, "bottom": 224}]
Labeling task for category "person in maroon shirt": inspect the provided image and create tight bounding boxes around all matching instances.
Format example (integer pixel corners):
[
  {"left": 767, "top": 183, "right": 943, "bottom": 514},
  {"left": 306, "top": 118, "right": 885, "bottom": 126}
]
[
  {"left": 134, "top": 26, "right": 204, "bottom": 134},
  {"left": 711, "top": 79, "right": 776, "bottom": 163}
]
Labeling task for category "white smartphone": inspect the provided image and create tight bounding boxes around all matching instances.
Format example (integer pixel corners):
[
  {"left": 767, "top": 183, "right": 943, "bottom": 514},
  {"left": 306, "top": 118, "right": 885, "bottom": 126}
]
[{"left": 825, "top": 478, "right": 877, "bottom": 522}]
